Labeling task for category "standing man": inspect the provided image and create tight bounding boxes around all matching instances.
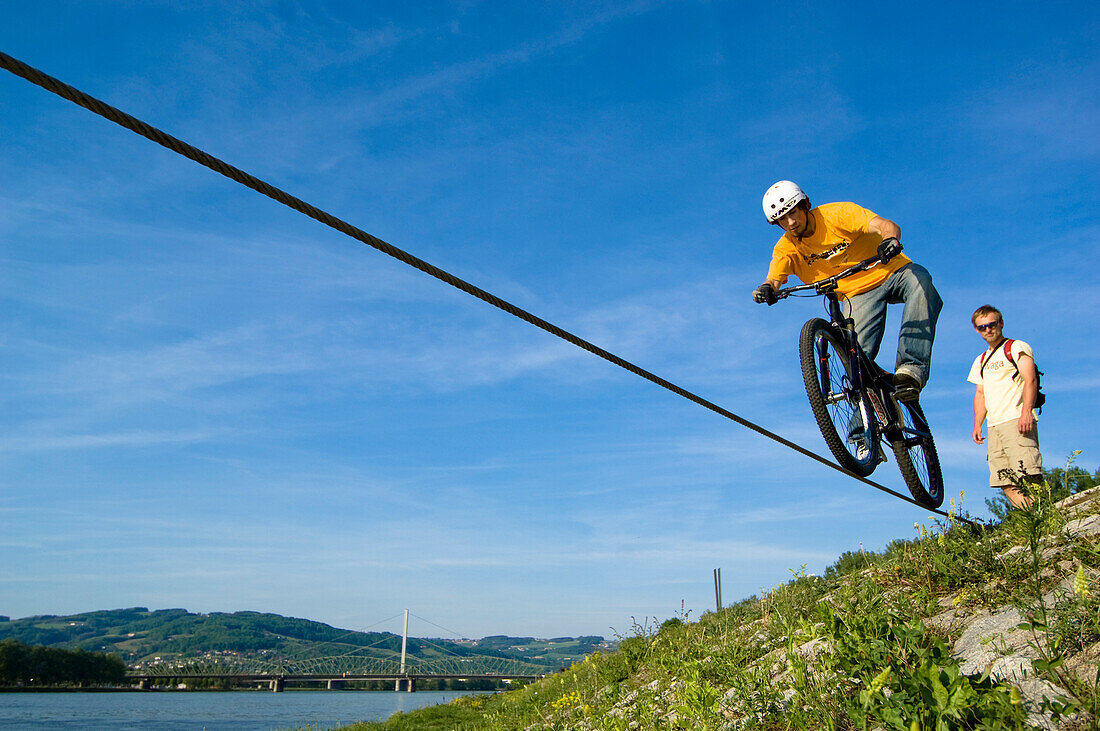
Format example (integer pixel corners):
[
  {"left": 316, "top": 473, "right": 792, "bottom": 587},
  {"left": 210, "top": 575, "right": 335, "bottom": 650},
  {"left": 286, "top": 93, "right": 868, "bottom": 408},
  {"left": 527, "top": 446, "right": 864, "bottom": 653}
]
[
  {"left": 968, "top": 305, "right": 1043, "bottom": 508},
  {"left": 752, "top": 181, "right": 942, "bottom": 402}
]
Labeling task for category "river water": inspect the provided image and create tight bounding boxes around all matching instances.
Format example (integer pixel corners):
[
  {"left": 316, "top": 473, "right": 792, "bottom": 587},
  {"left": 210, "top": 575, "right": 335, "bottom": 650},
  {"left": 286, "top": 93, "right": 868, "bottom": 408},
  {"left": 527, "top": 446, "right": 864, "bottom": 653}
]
[{"left": 0, "top": 690, "right": 484, "bottom": 730}]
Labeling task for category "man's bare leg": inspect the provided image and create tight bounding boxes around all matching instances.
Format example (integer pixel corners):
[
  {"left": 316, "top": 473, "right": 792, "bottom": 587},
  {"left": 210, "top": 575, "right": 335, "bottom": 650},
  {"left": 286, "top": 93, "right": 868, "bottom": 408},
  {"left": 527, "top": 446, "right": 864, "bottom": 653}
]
[{"left": 999, "top": 485, "right": 1034, "bottom": 509}]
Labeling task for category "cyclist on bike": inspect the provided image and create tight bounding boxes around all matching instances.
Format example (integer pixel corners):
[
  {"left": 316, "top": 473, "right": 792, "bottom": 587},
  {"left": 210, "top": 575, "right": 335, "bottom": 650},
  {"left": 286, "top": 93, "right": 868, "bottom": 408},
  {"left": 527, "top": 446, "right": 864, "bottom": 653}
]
[{"left": 752, "top": 181, "right": 942, "bottom": 402}]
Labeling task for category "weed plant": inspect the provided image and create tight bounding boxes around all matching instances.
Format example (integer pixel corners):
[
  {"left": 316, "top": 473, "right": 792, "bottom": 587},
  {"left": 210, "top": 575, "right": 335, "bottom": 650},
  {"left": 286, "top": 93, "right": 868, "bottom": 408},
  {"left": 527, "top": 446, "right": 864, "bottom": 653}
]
[{"left": 339, "top": 459, "right": 1099, "bottom": 730}]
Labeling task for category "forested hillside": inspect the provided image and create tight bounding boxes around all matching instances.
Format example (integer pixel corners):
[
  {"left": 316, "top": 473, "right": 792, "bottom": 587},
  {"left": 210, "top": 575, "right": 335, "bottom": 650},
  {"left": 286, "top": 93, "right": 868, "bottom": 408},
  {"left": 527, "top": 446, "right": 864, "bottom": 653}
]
[
  {"left": 0, "top": 608, "right": 607, "bottom": 672},
  {"left": 0, "top": 639, "right": 127, "bottom": 687}
]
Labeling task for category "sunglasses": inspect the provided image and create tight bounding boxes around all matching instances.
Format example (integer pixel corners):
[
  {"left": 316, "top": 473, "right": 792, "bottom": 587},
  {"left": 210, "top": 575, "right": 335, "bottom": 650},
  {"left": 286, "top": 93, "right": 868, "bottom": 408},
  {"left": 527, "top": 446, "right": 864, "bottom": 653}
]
[{"left": 975, "top": 320, "right": 1002, "bottom": 332}]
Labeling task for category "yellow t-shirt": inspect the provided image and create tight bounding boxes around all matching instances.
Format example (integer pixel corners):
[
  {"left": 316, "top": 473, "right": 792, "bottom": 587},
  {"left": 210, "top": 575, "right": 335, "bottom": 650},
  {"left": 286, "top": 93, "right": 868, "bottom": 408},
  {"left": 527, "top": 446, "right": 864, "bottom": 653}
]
[{"left": 766, "top": 202, "right": 911, "bottom": 298}]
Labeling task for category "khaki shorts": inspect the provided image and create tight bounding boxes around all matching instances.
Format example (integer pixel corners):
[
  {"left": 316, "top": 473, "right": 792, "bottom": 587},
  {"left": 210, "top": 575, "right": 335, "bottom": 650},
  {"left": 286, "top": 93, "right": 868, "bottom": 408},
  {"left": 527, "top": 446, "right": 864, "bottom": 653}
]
[{"left": 987, "top": 421, "right": 1042, "bottom": 487}]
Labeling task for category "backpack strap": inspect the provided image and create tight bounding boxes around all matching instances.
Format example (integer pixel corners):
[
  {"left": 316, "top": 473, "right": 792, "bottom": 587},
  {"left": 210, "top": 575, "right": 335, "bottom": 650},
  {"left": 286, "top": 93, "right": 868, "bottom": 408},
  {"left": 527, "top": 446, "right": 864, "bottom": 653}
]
[
  {"left": 1003, "top": 339, "right": 1018, "bottom": 380},
  {"left": 979, "top": 340, "right": 1005, "bottom": 378},
  {"left": 983, "top": 339, "right": 1044, "bottom": 413}
]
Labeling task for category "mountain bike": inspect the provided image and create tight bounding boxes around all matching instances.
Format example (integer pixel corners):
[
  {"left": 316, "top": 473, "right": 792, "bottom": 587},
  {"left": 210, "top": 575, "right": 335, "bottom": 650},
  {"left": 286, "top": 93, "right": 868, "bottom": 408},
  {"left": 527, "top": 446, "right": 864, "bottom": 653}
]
[{"left": 772, "top": 250, "right": 945, "bottom": 508}]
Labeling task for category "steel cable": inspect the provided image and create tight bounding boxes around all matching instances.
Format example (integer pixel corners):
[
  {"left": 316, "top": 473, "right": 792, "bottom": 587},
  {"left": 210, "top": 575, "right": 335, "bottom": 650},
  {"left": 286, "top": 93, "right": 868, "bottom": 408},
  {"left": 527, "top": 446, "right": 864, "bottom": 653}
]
[{"left": 0, "top": 51, "right": 969, "bottom": 523}]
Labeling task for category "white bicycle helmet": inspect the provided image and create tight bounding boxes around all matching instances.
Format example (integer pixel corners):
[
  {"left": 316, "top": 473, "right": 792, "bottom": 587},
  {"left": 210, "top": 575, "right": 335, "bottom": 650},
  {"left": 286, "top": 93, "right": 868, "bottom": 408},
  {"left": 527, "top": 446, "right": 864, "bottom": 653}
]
[{"left": 762, "top": 180, "right": 808, "bottom": 223}]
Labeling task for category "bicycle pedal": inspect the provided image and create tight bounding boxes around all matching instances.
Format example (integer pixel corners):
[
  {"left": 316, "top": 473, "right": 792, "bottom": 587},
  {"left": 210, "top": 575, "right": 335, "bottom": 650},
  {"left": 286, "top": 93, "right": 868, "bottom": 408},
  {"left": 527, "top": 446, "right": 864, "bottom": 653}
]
[{"left": 894, "top": 387, "right": 920, "bottom": 404}]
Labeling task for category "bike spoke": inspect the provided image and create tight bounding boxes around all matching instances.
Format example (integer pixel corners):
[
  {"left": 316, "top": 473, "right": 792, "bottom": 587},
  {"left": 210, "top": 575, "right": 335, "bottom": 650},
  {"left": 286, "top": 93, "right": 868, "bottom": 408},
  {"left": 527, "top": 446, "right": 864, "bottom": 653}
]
[
  {"left": 800, "top": 320, "right": 880, "bottom": 476},
  {"left": 889, "top": 399, "right": 944, "bottom": 508}
]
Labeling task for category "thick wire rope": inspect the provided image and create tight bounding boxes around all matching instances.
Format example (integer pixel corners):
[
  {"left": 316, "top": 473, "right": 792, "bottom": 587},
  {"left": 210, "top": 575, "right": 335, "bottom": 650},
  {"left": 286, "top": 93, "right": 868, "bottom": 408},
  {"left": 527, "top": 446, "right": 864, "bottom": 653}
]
[
  {"left": 0, "top": 51, "right": 970, "bottom": 524},
  {"left": 408, "top": 636, "right": 547, "bottom": 675},
  {"left": 406, "top": 612, "right": 534, "bottom": 668},
  {"left": 274, "top": 611, "right": 408, "bottom": 661},
  {"left": 409, "top": 612, "right": 471, "bottom": 641}
]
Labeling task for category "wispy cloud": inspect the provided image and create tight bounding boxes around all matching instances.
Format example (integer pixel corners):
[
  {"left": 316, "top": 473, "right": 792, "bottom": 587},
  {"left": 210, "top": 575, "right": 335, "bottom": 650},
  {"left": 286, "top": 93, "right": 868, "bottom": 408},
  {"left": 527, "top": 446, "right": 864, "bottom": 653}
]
[
  {"left": 0, "top": 429, "right": 222, "bottom": 453},
  {"left": 3, "top": 228, "right": 782, "bottom": 432},
  {"left": 415, "top": 537, "right": 832, "bottom": 570},
  {"left": 969, "top": 59, "right": 1100, "bottom": 160},
  {"left": 333, "top": 1, "right": 665, "bottom": 127}
]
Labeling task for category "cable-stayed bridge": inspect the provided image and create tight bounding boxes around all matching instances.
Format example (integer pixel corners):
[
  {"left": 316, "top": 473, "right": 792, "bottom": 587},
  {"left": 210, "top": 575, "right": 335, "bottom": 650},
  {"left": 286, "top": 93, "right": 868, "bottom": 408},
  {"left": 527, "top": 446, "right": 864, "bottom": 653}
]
[
  {"left": 127, "top": 610, "right": 554, "bottom": 691},
  {"left": 130, "top": 654, "right": 547, "bottom": 692}
]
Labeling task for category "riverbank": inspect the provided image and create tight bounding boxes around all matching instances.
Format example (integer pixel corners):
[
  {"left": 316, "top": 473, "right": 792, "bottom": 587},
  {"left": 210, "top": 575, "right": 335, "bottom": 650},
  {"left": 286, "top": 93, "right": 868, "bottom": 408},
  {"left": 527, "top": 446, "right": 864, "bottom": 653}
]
[
  {"left": 0, "top": 685, "right": 490, "bottom": 693},
  {"left": 0, "top": 686, "right": 136, "bottom": 693}
]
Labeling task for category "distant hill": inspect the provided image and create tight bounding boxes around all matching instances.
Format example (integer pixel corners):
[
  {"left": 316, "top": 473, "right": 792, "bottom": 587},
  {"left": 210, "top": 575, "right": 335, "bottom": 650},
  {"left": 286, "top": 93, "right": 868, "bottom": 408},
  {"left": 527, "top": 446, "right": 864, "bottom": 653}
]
[{"left": 0, "top": 608, "right": 611, "bottom": 672}]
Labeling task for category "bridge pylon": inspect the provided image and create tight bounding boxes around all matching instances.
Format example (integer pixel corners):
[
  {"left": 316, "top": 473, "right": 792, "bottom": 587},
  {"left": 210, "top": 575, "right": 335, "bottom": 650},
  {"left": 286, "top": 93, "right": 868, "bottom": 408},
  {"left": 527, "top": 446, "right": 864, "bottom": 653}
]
[{"left": 395, "top": 608, "right": 412, "bottom": 692}]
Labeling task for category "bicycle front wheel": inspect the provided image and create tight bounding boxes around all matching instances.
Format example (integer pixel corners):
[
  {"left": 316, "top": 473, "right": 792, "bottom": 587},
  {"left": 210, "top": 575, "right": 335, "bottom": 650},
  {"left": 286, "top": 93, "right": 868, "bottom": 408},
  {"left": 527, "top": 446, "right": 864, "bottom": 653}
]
[
  {"left": 890, "top": 400, "right": 945, "bottom": 508},
  {"left": 799, "top": 319, "right": 880, "bottom": 476}
]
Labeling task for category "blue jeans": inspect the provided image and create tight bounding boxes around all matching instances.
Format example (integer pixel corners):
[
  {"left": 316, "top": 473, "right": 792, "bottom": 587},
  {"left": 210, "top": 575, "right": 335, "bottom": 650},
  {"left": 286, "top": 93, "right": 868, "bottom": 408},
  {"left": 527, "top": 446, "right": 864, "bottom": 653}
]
[{"left": 844, "top": 263, "right": 942, "bottom": 385}]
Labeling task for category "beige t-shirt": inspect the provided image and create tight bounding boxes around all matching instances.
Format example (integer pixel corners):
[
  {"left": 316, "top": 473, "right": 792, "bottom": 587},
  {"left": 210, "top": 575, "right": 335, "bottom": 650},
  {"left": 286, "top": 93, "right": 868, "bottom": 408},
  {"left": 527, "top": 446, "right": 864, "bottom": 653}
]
[{"left": 967, "top": 339, "right": 1038, "bottom": 427}]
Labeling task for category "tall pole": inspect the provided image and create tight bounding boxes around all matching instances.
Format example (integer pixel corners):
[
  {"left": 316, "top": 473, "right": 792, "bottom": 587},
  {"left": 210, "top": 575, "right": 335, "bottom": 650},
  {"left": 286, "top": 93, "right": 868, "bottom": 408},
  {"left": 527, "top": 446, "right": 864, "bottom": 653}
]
[{"left": 400, "top": 609, "right": 409, "bottom": 675}]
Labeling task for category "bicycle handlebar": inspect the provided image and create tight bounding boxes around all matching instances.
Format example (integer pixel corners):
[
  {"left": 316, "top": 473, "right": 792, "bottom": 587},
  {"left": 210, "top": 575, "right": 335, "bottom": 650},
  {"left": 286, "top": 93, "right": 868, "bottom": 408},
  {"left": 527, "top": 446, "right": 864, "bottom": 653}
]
[{"left": 774, "top": 250, "right": 894, "bottom": 300}]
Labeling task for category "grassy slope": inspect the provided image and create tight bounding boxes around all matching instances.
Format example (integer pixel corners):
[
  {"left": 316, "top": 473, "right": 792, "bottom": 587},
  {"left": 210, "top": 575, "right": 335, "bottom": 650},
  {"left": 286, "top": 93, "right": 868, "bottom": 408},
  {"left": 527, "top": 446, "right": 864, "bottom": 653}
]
[{"left": 340, "top": 477, "right": 1100, "bottom": 730}]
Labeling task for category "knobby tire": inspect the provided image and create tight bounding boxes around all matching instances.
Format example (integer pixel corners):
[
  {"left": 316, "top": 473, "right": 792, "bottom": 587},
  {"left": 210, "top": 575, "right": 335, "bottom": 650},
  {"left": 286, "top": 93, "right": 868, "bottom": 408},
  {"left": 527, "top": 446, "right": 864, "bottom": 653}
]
[
  {"left": 889, "top": 400, "right": 945, "bottom": 509},
  {"left": 799, "top": 319, "right": 880, "bottom": 477}
]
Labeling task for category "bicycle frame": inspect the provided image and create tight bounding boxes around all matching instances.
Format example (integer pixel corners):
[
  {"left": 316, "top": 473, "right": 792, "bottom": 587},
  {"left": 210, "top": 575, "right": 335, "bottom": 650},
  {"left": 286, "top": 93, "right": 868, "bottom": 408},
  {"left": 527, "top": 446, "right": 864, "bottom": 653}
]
[
  {"left": 818, "top": 287, "right": 900, "bottom": 440},
  {"left": 775, "top": 254, "right": 912, "bottom": 444}
]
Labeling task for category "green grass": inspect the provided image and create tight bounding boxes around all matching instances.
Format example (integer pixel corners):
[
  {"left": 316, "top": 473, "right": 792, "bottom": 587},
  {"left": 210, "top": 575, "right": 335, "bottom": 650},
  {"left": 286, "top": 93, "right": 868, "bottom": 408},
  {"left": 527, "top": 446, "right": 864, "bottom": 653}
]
[{"left": 332, "top": 461, "right": 1100, "bottom": 730}]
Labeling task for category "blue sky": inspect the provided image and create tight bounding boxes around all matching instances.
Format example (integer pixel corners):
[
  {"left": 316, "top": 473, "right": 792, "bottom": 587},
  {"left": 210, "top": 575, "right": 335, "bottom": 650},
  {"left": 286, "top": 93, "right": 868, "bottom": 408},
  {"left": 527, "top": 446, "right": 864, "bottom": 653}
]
[{"left": 1, "top": 1, "right": 1097, "bottom": 640}]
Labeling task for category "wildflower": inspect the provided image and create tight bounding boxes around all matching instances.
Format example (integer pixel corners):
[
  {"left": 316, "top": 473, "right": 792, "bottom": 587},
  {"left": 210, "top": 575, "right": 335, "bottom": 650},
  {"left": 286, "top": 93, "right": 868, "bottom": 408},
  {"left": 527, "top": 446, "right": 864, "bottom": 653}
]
[
  {"left": 1074, "top": 566, "right": 1090, "bottom": 597},
  {"left": 551, "top": 690, "right": 582, "bottom": 712},
  {"left": 869, "top": 666, "right": 892, "bottom": 694}
]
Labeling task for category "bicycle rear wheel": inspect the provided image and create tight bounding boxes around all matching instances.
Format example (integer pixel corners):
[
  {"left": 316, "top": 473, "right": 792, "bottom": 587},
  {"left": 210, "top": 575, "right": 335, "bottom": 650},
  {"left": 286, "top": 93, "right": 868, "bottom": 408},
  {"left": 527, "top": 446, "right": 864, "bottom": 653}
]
[
  {"left": 799, "top": 319, "right": 880, "bottom": 476},
  {"left": 890, "top": 399, "right": 945, "bottom": 508}
]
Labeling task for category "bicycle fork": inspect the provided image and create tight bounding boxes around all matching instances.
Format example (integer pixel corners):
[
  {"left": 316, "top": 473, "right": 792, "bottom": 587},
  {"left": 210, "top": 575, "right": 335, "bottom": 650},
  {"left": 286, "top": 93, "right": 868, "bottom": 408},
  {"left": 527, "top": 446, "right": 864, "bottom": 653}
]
[{"left": 816, "top": 334, "right": 877, "bottom": 449}]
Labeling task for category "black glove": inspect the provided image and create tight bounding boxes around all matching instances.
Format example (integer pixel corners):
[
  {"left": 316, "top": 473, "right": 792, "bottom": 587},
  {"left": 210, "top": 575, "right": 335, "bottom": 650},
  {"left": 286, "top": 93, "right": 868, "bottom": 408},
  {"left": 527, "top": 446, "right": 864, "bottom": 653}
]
[
  {"left": 877, "top": 237, "right": 902, "bottom": 263},
  {"left": 753, "top": 283, "right": 777, "bottom": 305}
]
